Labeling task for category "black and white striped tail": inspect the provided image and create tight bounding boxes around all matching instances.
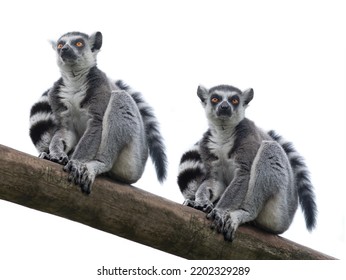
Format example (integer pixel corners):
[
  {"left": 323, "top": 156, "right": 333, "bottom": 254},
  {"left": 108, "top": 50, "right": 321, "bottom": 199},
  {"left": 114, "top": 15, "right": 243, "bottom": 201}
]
[
  {"left": 29, "top": 90, "right": 57, "bottom": 154},
  {"left": 115, "top": 80, "right": 167, "bottom": 183},
  {"left": 177, "top": 142, "right": 206, "bottom": 200},
  {"left": 268, "top": 130, "right": 317, "bottom": 231}
]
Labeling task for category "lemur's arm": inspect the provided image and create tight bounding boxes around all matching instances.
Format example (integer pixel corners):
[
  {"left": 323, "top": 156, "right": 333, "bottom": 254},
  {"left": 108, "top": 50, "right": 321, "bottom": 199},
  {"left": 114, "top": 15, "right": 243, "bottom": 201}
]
[
  {"left": 62, "top": 118, "right": 103, "bottom": 186},
  {"left": 215, "top": 142, "right": 258, "bottom": 212},
  {"left": 206, "top": 150, "right": 253, "bottom": 232},
  {"left": 69, "top": 118, "right": 102, "bottom": 162},
  {"left": 69, "top": 83, "right": 110, "bottom": 163},
  {"left": 214, "top": 167, "right": 250, "bottom": 211},
  {"left": 206, "top": 166, "right": 250, "bottom": 233}
]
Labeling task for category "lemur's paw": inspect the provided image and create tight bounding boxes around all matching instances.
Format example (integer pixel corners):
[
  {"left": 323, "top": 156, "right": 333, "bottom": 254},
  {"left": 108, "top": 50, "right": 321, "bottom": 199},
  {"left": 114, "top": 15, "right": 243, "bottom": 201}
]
[
  {"left": 201, "top": 201, "right": 214, "bottom": 213},
  {"left": 223, "top": 211, "right": 242, "bottom": 242},
  {"left": 207, "top": 210, "right": 240, "bottom": 241},
  {"left": 207, "top": 208, "right": 227, "bottom": 234},
  {"left": 38, "top": 152, "right": 50, "bottom": 160},
  {"left": 79, "top": 168, "right": 95, "bottom": 194},
  {"left": 183, "top": 199, "right": 214, "bottom": 213},
  {"left": 40, "top": 152, "right": 69, "bottom": 165},
  {"left": 63, "top": 160, "right": 95, "bottom": 194},
  {"left": 64, "top": 160, "right": 84, "bottom": 184}
]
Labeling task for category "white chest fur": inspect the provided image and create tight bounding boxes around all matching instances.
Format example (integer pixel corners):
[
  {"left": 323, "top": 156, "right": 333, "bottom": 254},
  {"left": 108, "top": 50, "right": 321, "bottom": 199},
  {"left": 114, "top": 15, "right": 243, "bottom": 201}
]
[
  {"left": 208, "top": 128, "right": 236, "bottom": 185},
  {"left": 59, "top": 79, "right": 90, "bottom": 137}
]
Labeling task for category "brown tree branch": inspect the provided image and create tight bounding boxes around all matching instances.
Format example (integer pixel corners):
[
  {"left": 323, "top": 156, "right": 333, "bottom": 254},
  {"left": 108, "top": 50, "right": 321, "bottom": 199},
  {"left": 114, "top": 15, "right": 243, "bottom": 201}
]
[{"left": 0, "top": 144, "right": 335, "bottom": 260}]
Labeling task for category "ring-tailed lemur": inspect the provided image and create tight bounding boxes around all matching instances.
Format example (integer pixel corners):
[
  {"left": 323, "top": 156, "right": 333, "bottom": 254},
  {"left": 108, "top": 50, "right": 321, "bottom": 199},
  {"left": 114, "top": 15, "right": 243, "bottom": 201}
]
[
  {"left": 29, "top": 31, "right": 167, "bottom": 194},
  {"left": 177, "top": 84, "right": 317, "bottom": 241}
]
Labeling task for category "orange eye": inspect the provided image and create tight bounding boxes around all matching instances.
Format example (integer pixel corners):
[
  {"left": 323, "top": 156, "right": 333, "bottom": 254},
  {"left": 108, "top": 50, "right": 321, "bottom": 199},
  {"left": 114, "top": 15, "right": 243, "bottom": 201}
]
[
  {"left": 57, "top": 43, "right": 64, "bottom": 49},
  {"left": 75, "top": 41, "right": 83, "bottom": 47},
  {"left": 211, "top": 97, "right": 219, "bottom": 103},
  {"left": 231, "top": 98, "right": 239, "bottom": 105}
]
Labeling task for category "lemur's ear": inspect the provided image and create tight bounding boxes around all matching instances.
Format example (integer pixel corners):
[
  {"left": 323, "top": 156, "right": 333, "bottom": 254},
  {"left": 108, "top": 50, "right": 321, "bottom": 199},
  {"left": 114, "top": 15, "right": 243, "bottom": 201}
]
[
  {"left": 89, "top": 32, "right": 102, "bottom": 52},
  {"left": 197, "top": 85, "right": 209, "bottom": 104},
  {"left": 49, "top": 40, "right": 57, "bottom": 50},
  {"left": 243, "top": 88, "right": 254, "bottom": 106}
]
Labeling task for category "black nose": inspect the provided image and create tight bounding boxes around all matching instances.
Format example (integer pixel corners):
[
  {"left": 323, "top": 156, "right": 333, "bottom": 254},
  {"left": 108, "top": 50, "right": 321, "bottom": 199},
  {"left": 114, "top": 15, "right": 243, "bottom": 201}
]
[
  {"left": 61, "top": 45, "right": 70, "bottom": 52},
  {"left": 217, "top": 101, "right": 232, "bottom": 117},
  {"left": 220, "top": 101, "right": 230, "bottom": 110},
  {"left": 59, "top": 44, "right": 76, "bottom": 61}
]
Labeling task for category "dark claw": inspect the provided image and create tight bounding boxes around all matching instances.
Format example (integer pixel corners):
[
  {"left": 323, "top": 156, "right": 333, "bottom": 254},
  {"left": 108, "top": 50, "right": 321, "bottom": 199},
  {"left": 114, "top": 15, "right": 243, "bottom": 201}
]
[
  {"left": 207, "top": 208, "right": 226, "bottom": 233},
  {"left": 63, "top": 162, "right": 70, "bottom": 172},
  {"left": 38, "top": 152, "right": 50, "bottom": 160},
  {"left": 203, "top": 203, "right": 214, "bottom": 213},
  {"left": 39, "top": 151, "right": 68, "bottom": 165},
  {"left": 206, "top": 208, "right": 216, "bottom": 220},
  {"left": 223, "top": 215, "right": 238, "bottom": 242},
  {"left": 60, "top": 156, "right": 69, "bottom": 165},
  {"left": 81, "top": 182, "right": 91, "bottom": 195},
  {"left": 183, "top": 199, "right": 195, "bottom": 207},
  {"left": 62, "top": 160, "right": 93, "bottom": 194},
  {"left": 183, "top": 199, "right": 213, "bottom": 213},
  {"left": 223, "top": 221, "right": 233, "bottom": 241},
  {"left": 215, "top": 215, "right": 224, "bottom": 233}
]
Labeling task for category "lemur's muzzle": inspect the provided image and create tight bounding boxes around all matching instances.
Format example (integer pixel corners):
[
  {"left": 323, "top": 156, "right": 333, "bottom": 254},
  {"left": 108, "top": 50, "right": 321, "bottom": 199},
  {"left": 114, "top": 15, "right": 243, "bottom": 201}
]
[
  {"left": 217, "top": 101, "right": 232, "bottom": 117},
  {"left": 60, "top": 45, "right": 77, "bottom": 61}
]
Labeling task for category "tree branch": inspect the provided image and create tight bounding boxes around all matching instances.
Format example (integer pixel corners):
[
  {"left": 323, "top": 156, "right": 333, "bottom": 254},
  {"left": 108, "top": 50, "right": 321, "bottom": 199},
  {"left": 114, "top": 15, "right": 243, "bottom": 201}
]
[{"left": 0, "top": 144, "right": 335, "bottom": 260}]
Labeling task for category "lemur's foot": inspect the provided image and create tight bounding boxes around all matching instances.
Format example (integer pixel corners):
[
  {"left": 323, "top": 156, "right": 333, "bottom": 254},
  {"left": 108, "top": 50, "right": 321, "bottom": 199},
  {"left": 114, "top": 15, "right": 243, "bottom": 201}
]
[
  {"left": 64, "top": 160, "right": 95, "bottom": 194},
  {"left": 183, "top": 199, "right": 214, "bottom": 213},
  {"left": 39, "top": 151, "right": 69, "bottom": 165},
  {"left": 207, "top": 208, "right": 240, "bottom": 241}
]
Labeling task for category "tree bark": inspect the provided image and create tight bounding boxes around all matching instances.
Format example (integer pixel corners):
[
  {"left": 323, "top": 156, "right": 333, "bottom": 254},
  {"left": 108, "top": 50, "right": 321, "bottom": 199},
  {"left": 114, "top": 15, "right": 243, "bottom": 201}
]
[{"left": 0, "top": 144, "right": 335, "bottom": 260}]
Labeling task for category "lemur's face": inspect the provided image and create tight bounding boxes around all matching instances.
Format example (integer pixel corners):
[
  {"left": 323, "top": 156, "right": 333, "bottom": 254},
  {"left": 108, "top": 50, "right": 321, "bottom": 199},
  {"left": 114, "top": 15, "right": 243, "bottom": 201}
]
[
  {"left": 55, "top": 33, "right": 91, "bottom": 65},
  {"left": 52, "top": 32, "right": 103, "bottom": 70},
  {"left": 197, "top": 85, "right": 254, "bottom": 125},
  {"left": 208, "top": 90, "right": 241, "bottom": 119}
]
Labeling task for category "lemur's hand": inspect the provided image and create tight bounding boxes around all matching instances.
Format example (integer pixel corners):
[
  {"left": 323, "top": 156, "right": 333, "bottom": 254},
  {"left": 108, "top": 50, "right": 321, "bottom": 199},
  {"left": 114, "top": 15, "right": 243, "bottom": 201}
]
[
  {"left": 64, "top": 160, "right": 94, "bottom": 194},
  {"left": 39, "top": 151, "right": 68, "bottom": 165}
]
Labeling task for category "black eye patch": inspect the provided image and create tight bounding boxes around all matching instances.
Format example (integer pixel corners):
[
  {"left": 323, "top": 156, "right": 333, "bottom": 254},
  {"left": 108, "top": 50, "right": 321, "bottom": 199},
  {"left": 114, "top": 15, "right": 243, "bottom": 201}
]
[
  {"left": 57, "top": 40, "right": 65, "bottom": 49},
  {"left": 72, "top": 38, "right": 85, "bottom": 48},
  {"left": 229, "top": 95, "right": 240, "bottom": 106},
  {"left": 210, "top": 94, "right": 222, "bottom": 104}
]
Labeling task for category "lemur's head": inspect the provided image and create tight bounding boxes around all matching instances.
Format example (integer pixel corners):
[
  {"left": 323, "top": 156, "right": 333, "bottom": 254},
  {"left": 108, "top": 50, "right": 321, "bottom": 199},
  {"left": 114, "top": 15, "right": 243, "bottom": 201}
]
[
  {"left": 197, "top": 84, "right": 254, "bottom": 126},
  {"left": 51, "top": 31, "right": 102, "bottom": 70}
]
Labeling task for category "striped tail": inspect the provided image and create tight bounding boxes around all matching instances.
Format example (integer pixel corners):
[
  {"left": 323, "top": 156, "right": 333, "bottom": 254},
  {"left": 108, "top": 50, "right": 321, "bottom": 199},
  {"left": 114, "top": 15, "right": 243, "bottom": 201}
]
[
  {"left": 29, "top": 90, "right": 57, "bottom": 154},
  {"left": 268, "top": 130, "right": 317, "bottom": 231},
  {"left": 115, "top": 80, "right": 167, "bottom": 183},
  {"left": 177, "top": 142, "right": 206, "bottom": 200}
]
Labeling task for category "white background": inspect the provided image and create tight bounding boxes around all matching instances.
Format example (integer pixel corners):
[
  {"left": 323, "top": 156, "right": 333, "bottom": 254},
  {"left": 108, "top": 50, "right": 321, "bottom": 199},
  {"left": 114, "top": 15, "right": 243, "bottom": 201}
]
[{"left": 0, "top": 0, "right": 345, "bottom": 278}]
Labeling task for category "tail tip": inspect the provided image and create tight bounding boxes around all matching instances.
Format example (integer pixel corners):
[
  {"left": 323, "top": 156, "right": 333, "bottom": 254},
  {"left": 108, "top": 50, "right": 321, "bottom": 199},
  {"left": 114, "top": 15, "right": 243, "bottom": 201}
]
[
  {"left": 303, "top": 204, "right": 317, "bottom": 232},
  {"left": 156, "top": 162, "right": 168, "bottom": 184}
]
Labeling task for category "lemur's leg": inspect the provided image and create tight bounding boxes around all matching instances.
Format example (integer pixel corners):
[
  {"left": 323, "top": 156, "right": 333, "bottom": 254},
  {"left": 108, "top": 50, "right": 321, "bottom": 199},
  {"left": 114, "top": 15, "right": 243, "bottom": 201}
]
[
  {"left": 213, "top": 141, "right": 294, "bottom": 241},
  {"left": 63, "top": 108, "right": 104, "bottom": 188},
  {"left": 44, "top": 128, "right": 77, "bottom": 165},
  {"left": 185, "top": 178, "right": 225, "bottom": 213},
  {"left": 69, "top": 90, "right": 146, "bottom": 193}
]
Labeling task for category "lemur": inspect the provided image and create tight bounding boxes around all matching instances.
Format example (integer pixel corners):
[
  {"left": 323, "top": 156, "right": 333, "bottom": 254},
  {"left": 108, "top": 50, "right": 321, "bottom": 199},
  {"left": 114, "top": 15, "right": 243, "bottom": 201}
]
[
  {"left": 29, "top": 31, "right": 167, "bottom": 194},
  {"left": 177, "top": 84, "right": 317, "bottom": 241}
]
